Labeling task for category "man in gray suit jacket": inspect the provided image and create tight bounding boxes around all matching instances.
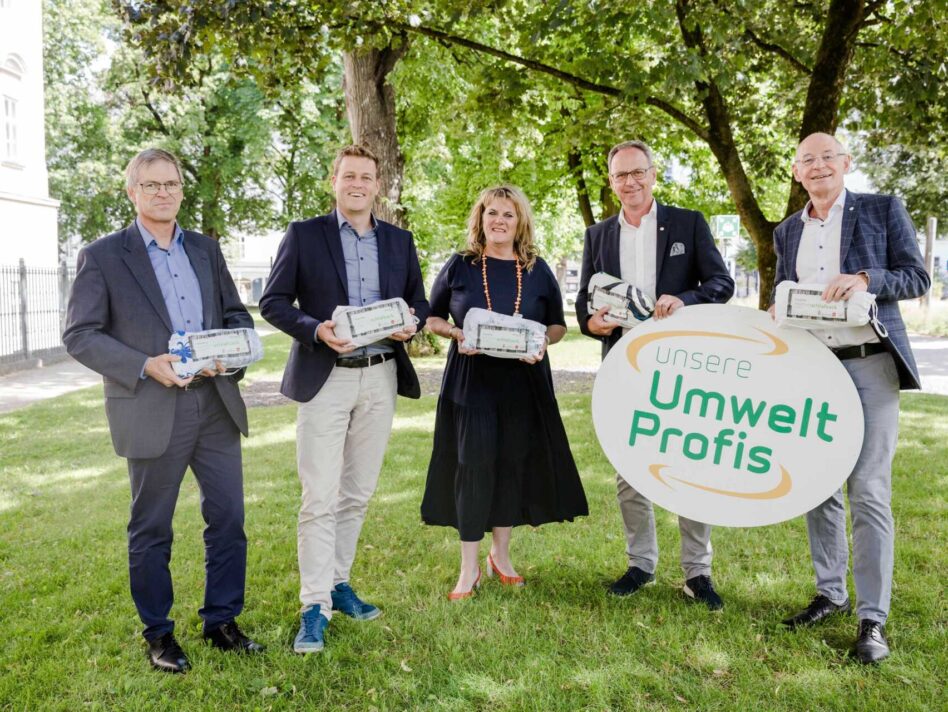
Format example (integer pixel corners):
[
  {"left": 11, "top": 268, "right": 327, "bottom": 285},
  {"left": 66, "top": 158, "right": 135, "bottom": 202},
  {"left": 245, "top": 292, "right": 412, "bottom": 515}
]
[
  {"left": 63, "top": 149, "right": 263, "bottom": 673},
  {"left": 772, "top": 133, "right": 930, "bottom": 664}
]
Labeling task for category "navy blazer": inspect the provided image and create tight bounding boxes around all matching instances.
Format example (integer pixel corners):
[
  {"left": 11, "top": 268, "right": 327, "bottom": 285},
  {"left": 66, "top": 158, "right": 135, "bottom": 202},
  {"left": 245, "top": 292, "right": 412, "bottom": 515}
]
[
  {"left": 576, "top": 202, "right": 735, "bottom": 358},
  {"left": 63, "top": 222, "right": 253, "bottom": 458},
  {"left": 259, "top": 211, "right": 431, "bottom": 402},
  {"left": 773, "top": 191, "right": 930, "bottom": 390}
]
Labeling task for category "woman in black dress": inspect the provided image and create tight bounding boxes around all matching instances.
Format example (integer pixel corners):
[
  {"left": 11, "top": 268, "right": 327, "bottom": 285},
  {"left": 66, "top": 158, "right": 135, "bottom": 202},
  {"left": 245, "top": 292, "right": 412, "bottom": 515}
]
[{"left": 422, "top": 185, "right": 588, "bottom": 600}]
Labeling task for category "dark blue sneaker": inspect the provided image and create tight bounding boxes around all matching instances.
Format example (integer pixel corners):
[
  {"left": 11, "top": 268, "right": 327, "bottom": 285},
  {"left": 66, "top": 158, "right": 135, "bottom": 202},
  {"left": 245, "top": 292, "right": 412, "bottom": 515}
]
[
  {"left": 683, "top": 575, "right": 724, "bottom": 611},
  {"left": 331, "top": 582, "right": 381, "bottom": 621},
  {"left": 294, "top": 604, "right": 329, "bottom": 654}
]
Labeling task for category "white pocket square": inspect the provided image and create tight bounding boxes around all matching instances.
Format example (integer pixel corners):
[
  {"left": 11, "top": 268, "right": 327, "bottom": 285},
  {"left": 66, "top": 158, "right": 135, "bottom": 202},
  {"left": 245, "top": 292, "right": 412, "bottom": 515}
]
[{"left": 669, "top": 242, "right": 685, "bottom": 257}]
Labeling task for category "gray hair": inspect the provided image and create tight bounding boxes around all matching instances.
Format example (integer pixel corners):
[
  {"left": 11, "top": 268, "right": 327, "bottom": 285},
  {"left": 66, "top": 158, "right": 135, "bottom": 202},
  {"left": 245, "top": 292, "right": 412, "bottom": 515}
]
[
  {"left": 125, "top": 148, "right": 183, "bottom": 190},
  {"left": 608, "top": 140, "right": 654, "bottom": 171}
]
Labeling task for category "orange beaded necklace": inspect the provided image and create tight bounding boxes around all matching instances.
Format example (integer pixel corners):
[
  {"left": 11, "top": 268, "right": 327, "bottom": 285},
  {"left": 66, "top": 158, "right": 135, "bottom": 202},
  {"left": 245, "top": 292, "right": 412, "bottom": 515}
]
[{"left": 481, "top": 255, "right": 522, "bottom": 314}]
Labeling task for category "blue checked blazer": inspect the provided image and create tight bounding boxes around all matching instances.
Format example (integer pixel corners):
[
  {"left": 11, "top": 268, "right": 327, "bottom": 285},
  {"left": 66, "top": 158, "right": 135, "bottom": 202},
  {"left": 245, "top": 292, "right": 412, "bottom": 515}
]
[{"left": 773, "top": 192, "right": 930, "bottom": 390}]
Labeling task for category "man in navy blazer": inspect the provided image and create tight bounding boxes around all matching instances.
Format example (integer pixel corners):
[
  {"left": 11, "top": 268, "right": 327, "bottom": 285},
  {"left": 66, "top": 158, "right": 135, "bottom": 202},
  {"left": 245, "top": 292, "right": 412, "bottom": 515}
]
[
  {"left": 64, "top": 149, "right": 263, "bottom": 674},
  {"left": 576, "top": 140, "right": 734, "bottom": 609},
  {"left": 260, "top": 144, "right": 430, "bottom": 654},
  {"left": 773, "top": 133, "right": 929, "bottom": 664}
]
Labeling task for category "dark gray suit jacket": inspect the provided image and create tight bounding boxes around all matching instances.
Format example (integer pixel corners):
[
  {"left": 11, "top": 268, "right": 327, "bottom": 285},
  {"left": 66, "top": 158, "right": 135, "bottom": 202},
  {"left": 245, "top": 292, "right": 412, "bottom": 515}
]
[{"left": 63, "top": 222, "right": 253, "bottom": 459}]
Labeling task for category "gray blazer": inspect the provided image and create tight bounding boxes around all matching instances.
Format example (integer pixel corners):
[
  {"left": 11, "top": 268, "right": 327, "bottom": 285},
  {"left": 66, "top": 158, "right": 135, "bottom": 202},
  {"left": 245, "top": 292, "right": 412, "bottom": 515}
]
[{"left": 63, "top": 222, "right": 253, "bottom": 458}]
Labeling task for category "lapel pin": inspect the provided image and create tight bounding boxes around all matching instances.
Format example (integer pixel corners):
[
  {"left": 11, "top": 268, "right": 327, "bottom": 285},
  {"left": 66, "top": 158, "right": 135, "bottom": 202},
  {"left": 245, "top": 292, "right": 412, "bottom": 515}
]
[{"left": 659, "top": 227, "right": 665, "bottom": 231}]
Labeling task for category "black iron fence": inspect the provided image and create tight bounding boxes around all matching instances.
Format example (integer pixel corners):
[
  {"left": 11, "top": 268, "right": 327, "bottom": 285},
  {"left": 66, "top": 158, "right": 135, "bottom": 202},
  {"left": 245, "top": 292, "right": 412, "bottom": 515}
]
[{"left": 0, "top": 259, "right": 74, "bottom": 368}]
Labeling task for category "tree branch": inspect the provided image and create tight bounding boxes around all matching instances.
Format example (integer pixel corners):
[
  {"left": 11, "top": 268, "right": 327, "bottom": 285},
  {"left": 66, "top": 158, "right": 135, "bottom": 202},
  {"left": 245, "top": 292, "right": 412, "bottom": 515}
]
[
  {"left": 707, "top": 0, "right": 811, "bottom": 73},
  {"left": 742, "top": 27, "right": 812, "bottom": 73},
  {"left": 391, "top": 21, "right": 709, "bottom": 140}
]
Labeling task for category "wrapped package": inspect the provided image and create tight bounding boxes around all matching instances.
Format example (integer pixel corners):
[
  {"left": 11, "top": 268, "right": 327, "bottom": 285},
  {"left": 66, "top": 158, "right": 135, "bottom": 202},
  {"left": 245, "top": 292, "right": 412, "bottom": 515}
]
[
  {"left": 169, "top": 328, "right": 263, "bottom": 378},
  {"left": 461, "top": 307, "right": 547, "bottom": 359},
  {"left": 774, "top": 280, "right": 876, "bottom": 329},
  {"left": 587, "top": 272, "right": 655, "bottom": 328},
  {"left": 331, "top": 297, "right": 417, "bottom": 347}
]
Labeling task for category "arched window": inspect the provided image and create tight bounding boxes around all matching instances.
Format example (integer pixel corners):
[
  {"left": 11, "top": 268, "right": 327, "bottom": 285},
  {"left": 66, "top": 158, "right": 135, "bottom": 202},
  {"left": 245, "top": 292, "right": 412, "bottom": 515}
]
[
  {"left": 1, "top": 54, "right": 26, "bottom": 78},
  {"left": 0, "top": 55, "right": 24, "bottom": 162}
]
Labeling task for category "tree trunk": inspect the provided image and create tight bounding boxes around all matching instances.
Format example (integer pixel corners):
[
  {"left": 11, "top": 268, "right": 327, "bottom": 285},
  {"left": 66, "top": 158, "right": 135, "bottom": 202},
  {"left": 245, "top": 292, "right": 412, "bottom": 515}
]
[
  {"left": 343, "top": 40, "right": 410, "bottom": 228},
  {"left": 567, "top": 147, "right": 595, "bottom": 228}
]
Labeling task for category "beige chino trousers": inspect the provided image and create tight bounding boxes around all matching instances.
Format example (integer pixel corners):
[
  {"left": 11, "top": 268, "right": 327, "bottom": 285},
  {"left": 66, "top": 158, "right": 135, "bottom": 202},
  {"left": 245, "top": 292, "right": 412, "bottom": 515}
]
[{"left": 296, "top": 359, "right": 397, "bottom": 618}]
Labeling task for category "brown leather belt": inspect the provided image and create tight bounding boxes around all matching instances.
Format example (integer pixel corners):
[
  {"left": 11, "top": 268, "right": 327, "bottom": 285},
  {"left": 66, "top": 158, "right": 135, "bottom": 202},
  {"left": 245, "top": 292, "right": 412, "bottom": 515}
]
[
  {"left": 183, "top": 375, "right": 211, "bottom": 390},
  {"left": 335, "top": 352, "right": 395, "bottom": 369},
  {"left": 831, "top": 342, "right": 886, "bottom": 361}
]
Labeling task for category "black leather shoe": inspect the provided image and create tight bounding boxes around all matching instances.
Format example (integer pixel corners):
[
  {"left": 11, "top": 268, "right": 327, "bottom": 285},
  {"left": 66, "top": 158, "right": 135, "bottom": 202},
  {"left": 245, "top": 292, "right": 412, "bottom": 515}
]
[
  {"left": 608, "top": 566, "right": 655, "bottom": 596},
  {"left": 147, "top": 633, "right": 190, "bottom": 673},
  {"left": 782, "top": 594, "right": 851, "bottom": 629},
  {"left": 683, "top": 575, "right": 724, "bottom": 611},
  {"left": 855, "top": 619, "right": 889, "bottom": 664},
  {"left": 203, "top": 620, "right": 265, "bottom": 654}
]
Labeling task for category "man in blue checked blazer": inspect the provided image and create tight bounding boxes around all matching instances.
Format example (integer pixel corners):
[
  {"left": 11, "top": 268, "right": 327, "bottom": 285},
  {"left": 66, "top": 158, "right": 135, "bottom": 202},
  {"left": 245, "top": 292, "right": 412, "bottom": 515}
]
[
  {"left": 576, "top": 139, "right": 734, "bottom": 610},
  {"left": 773, "top": 133, "right": 930, "bottom": 664}
]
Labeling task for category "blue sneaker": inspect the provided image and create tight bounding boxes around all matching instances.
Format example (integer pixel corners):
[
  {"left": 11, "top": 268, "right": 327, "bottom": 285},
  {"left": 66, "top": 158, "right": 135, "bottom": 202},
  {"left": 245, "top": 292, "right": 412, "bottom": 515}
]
[
  {"left": 331, "top": 582, "right": 381, "bottom": 621},
  {"left": 294, "top": 604, "right": 329, "bottom": 654}
]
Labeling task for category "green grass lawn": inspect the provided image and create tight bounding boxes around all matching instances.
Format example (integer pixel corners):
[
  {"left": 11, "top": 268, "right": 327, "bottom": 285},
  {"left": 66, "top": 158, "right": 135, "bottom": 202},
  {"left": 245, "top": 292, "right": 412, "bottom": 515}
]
[{"left": 0, "top": 353, "right": 946, "bottom": 709}]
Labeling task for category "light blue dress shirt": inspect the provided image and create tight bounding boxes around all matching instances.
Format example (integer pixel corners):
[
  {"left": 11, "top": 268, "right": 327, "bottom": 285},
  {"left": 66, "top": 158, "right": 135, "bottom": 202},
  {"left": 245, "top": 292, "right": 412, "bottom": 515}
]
[
  {"left": 138, "top": 218, "right": 204, "bottom": 333},
  {"left": 335, "top": 210, "right": 392, "bottom": 358}
]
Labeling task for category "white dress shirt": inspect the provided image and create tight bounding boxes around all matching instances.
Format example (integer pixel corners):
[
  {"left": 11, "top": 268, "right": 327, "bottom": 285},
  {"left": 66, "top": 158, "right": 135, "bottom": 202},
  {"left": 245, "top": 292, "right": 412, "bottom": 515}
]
[
  {"left": 618, "top": 200, "right": 657, "bottom": 297},
  {"left": 618, "top": 200, "right": 658, "bottom": 336},
  {"left": 795, "top": 189, "right": 877, "bottom": 348}
]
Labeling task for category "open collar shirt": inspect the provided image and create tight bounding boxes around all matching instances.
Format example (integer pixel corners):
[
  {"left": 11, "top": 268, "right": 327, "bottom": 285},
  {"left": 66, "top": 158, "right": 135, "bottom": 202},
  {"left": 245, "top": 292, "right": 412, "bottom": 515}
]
[
  {"left": 335, "top": 209, "right": 392, "bottom": 357},
  {"left": 795, "top": 189, "right": 876, "bottom": 348},
  {"left": 618, "top": 199, "right": 658, "bottom": 335},
  {"left": 138, "top": 218, "right": 204, "bottom": 334}
]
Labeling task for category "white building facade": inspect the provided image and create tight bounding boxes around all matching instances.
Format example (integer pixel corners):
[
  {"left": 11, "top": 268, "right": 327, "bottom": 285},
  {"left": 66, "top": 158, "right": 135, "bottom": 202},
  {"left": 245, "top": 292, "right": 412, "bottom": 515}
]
[{"left": 0, "top": 0, "right": 59, "bottom": 268}]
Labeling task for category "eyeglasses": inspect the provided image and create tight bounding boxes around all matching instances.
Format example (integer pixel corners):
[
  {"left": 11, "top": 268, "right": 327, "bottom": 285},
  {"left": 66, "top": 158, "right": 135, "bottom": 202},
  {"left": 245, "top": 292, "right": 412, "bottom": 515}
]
[
  {"left": 139, "top": 181, "right": 183, "bottom": 195},
  {"left": 795, "top": 153, "right": 848, "bottom": 168},
  {"left": 610, "top": 167, "right": 653, "bottom": 183}
]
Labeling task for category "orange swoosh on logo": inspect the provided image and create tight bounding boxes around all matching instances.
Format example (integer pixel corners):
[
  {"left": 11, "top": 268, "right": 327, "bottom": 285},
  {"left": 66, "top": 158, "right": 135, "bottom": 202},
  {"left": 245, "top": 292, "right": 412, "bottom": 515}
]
[
  {"left": 626, "top": 329, "right": 788, "bottom": 371},
  {"left": 648, "top": 464, "right": 792, "bottom": 500}
]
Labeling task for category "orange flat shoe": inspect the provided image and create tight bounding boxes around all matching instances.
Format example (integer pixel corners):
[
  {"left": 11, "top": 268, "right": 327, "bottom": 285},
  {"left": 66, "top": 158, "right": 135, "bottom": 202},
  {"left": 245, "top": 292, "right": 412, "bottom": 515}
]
[
  {"left": 448, "top": 568, "right": 481, "bottom": 601},
  {"left": 487, "top": 553, "right": 525, "bottom": 587}
]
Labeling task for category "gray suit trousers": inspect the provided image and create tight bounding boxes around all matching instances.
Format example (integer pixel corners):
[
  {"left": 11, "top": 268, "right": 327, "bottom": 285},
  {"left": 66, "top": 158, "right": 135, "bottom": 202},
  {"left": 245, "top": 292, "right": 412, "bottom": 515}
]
[
  {"left": 616, "top": 474, "right": 713, "bottom": 579},
  {"left": 806, "top": 352, "right": 900, "bottom": 624}
]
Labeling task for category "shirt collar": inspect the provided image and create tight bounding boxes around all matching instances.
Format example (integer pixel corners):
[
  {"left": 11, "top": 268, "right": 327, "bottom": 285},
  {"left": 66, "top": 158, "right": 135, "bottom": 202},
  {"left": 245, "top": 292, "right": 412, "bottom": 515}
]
[
  {"left": 800, "top": 189, "right": 847, "bottom": 225},
  {"left": 618, "top": 199, "right": 657, "bottom": 229},
  {"left": 138, "top": 217, "right": 183, "bottom": 248},
  {"left": 335, "top": 208, "right": 378, "bottom": 232}
]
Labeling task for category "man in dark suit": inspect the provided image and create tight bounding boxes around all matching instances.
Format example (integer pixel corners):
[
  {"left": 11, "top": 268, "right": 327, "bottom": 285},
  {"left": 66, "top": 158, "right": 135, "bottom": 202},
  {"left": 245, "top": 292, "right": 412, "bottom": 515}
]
[
  {"left": 260, "top": 144, "right": 430, "bottom": 654},
  {"left": 773, "top": 132, "right": 929, "bottom": 663},
  {"left": 576, "top": 139, "right": 734, "bottom": 608},
  {"left": 63, "top": 148, "right": 263, "bottom": 673}
]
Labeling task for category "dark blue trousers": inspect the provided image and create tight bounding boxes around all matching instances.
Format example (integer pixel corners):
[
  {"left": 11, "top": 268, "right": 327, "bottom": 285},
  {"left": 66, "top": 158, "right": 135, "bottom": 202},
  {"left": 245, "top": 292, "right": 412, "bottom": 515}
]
[{"left": 126, "top": 385, "right": 246, "bottom": 641}]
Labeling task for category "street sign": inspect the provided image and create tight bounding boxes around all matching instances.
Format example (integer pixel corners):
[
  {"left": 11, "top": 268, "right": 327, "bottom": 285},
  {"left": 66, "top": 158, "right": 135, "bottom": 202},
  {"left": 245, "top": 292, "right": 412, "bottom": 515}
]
[{"left": 711, "top": 215, "right": 741, "bottom": 240}]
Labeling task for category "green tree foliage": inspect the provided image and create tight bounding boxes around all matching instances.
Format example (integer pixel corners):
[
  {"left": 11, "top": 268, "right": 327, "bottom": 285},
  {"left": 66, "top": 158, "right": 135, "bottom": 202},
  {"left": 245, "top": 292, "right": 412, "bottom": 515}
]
[
  {"left": 116, "top": 1, "right": 946, "bottom": 302},
  {"left": 45, "top": 0, "right": 348, "bottom": 245}
]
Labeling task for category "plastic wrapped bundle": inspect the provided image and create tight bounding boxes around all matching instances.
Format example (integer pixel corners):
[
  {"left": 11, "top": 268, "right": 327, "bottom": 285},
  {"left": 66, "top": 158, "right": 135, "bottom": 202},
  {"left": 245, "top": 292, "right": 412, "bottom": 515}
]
[
  {"left": 169, "top": 328, "right": 264, "bottom": 378},
  {"left": 587, "top": 272, "right": 655, "bottom": 328},
  {"left": 774, "top": 280, "right": 876, "bottom": 329},
  {"left": 331, "top": 297, "right": 417, "bottom": 347},
  {"left": 461, "top": 307, "right": 547, "bottom": 359}
]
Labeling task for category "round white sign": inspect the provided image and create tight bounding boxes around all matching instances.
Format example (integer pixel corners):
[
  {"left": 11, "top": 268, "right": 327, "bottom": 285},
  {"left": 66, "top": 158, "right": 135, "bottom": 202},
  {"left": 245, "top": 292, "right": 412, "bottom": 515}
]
[{"left": 592, "top": 304, "right": 864, "bottom": 527}]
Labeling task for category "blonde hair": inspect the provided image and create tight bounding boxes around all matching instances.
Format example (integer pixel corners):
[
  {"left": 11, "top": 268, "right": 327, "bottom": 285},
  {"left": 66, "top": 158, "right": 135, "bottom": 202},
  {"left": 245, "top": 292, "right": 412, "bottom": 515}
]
[
  {"left": 331, "top": 144, "right": 379, "bottom": 176},
  {"left": 464, "top": 185, "right": 538, "bottom": 270}
]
